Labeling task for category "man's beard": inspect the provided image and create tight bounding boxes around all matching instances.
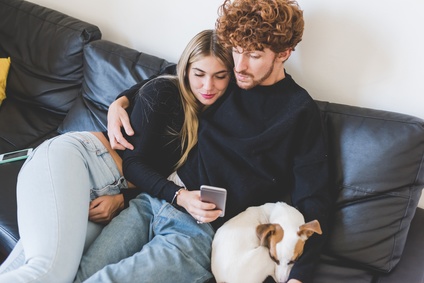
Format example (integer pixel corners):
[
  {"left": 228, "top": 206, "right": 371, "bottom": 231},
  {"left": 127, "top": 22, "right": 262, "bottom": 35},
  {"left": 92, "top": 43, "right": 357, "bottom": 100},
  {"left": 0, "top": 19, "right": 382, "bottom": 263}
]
[{"left": 235, "top": 55, "right": 277, "bottom": 90}]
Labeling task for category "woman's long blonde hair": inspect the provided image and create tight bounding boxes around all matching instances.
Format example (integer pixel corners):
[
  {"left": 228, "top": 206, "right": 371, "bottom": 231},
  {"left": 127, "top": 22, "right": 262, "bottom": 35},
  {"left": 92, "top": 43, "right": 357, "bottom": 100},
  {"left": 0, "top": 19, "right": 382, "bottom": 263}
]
[{"left": 174, "top": 29, "right": 233, "bottom": 169}]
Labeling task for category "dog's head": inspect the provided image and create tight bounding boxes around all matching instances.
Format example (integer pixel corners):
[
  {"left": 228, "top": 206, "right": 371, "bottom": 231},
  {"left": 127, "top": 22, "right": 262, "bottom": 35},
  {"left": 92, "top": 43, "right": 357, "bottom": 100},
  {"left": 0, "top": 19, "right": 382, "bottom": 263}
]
[{"left": 256, "top": 219, "right": 322, "bottom": 282}]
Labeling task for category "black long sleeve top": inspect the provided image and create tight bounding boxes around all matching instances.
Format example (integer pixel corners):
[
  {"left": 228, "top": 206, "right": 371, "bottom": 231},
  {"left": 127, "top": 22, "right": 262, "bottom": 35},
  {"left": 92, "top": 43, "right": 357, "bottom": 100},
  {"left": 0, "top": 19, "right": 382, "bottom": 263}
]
[
  {"left": 177, "top": 73, "right": 331, "bottom": 283},
  {"left": 121, "top": 77, "right": 183, "bottom": 202}
]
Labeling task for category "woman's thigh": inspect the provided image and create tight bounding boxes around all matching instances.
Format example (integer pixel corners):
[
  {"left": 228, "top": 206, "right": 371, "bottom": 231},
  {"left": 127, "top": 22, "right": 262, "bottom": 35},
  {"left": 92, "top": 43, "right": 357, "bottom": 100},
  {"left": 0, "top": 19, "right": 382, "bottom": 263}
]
[{"left": 9, "top": 132, "right": 124, "bottom": 282}]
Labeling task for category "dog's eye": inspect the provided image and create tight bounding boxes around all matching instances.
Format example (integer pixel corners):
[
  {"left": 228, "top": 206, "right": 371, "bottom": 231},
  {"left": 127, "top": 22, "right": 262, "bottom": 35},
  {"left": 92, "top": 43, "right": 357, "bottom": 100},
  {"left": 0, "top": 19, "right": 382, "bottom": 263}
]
[{"left": 287, "top": 260, "right": 295, "bottom": 265}]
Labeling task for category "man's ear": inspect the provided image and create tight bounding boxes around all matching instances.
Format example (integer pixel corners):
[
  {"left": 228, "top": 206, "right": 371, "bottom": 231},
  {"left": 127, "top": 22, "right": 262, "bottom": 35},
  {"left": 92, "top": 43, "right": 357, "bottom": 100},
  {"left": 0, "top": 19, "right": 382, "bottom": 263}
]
[{"left": 277, "top": 49, "right": 292, "bottom": 63}]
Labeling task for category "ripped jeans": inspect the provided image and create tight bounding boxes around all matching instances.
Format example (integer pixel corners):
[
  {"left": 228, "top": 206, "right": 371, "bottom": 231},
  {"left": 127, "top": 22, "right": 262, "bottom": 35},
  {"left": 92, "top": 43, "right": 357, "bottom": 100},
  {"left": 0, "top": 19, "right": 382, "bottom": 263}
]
[{"left": 0, "top": 132, "right": 128, "bottom": 283}]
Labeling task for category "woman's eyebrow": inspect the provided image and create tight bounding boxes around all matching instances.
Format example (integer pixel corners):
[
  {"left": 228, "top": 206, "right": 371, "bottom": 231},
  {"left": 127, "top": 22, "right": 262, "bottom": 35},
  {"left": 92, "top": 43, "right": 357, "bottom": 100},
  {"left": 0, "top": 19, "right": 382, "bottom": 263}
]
[{"left": 192, "top": 67, "right": 230, "bottom": 75}]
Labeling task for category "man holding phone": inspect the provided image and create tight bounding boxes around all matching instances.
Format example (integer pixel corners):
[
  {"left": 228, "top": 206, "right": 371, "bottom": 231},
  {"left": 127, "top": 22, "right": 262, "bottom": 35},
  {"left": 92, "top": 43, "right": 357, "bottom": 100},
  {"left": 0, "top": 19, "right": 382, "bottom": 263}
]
[{"left": 81, "top": 1, "right": 331, "bottom": 283}]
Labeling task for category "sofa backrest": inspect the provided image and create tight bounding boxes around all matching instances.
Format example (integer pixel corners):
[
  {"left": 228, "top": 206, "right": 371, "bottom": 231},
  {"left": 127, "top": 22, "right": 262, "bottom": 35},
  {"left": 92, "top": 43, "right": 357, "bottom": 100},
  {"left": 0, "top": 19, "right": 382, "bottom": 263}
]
[
  {"left": 0, "top": 0, "right": 101, "bottom": 114},
  {"left": 58, "top": 39, "right": 176, "bottom": 133},
  {"left": 317, "top": 101, "right": 424, "bottom": 272},
  {"left": 0, "top": 0, "right": 101, "bottom": 153}
]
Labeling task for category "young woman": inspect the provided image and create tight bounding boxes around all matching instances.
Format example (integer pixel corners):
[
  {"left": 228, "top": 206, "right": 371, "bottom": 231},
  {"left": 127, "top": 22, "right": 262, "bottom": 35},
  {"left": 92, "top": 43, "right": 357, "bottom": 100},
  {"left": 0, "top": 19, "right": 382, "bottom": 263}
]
[{"left": 0, "top": 29, "right": 233, "bottom": 283}]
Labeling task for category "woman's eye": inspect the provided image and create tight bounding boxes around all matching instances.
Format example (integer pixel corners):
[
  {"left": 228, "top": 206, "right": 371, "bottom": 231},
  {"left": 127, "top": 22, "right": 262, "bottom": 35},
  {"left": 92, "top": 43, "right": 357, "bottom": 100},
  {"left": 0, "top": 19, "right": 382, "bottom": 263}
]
[
  {"left": 194, "top": 73, "right": 204, "bottom": 77},
  {"left": 216, "top": 74, "right": 229, "bottom": 80}
]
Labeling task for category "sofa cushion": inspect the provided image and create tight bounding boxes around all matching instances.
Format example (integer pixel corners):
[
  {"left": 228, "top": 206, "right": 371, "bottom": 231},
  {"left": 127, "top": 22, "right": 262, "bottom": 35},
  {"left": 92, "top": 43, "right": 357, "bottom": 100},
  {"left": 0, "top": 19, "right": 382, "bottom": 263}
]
[
  {"left": 58, "top": 40, "right": 176, "bottom": 133},
  {"left": 0, "top": 99, "right": 66, "bottom": 153},
  {"left": 317, "top": 101, "right": 424, "bottom": 273},
  {"left": 0, "top": 57, "right": 10, "bottom": 105}
]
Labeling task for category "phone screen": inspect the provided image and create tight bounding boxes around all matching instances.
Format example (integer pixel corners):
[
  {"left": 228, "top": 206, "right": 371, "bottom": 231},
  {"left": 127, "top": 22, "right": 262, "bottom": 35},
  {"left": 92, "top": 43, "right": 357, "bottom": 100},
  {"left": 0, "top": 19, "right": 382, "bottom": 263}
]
[
  {"left": 3, "top": 151, "right": 28, "bottom": 160},
  {"left": 0, "top": 148, "right": 33, "bottom": 164}
]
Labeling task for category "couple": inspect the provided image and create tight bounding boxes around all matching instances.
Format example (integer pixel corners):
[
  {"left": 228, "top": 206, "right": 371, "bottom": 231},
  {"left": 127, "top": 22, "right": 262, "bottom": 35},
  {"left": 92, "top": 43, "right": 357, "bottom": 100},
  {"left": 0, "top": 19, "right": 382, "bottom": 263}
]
[{"left": 0, "top": 0, "right": 331, "bottom": 282}]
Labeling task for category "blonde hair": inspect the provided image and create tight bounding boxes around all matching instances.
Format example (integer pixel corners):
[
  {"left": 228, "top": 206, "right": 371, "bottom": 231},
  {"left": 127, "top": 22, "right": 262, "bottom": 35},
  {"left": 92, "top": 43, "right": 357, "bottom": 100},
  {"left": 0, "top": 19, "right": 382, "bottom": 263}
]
[{"left": 174, "top": 29, "right": 233, "bottom": 169}]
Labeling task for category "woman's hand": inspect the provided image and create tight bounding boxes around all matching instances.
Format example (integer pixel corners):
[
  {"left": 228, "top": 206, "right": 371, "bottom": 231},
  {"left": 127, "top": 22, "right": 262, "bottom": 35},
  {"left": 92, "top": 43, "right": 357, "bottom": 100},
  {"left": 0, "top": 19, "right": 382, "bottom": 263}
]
[
  {"left": 107, "top": 96, "right": 135, "bottom": 150},
  {"left": 176, "top": 190, "right": 222, "bottom": 223},
  {"left": 89, "top": 194, "right": 125, "bottom": 224}
]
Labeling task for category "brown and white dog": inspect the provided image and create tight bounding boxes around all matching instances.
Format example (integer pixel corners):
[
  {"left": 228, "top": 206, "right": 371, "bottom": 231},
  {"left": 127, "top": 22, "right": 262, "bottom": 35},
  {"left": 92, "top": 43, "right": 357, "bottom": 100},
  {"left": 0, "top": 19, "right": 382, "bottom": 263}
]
[{"left": 211, "top": 202, "right": 322, "bottom": 283}]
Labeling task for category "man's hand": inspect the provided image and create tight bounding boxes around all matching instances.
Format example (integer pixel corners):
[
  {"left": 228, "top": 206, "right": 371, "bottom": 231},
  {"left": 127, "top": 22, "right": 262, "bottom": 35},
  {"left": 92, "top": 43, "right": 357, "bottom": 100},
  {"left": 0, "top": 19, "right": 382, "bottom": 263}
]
[
  {"left": 89, "top": 194, "right": 124, "bottom": 224},
  {"left": 287, "top": 279, "right": 302, "bottom": 283},
  {"left": 107, "top": 96, "right": 135, "bottom": 150}
]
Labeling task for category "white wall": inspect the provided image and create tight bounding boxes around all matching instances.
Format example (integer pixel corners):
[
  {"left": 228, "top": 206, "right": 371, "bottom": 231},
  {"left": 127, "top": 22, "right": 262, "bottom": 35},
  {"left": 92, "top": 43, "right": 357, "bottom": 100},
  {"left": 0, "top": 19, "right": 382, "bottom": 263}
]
[{"left": 27, "top": 0, "right": 424, "bottom": 208}]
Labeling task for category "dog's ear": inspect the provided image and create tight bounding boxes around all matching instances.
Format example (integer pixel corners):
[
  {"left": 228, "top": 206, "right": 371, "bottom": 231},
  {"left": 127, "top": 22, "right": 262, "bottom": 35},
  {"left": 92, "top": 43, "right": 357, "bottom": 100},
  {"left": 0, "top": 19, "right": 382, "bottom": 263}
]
[
  {"left": 297, "top": 220, "right": 322, "bottom": 239},
  {"left": 256, "top": 224, "right": 284, "bottom": 264}
]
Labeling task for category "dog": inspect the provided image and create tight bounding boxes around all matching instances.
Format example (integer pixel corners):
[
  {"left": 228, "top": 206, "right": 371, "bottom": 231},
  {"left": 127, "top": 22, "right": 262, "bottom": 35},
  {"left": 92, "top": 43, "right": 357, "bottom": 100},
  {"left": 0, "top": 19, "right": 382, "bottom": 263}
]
[{"left": 211, "top": 202, "right": 322, "bottom": 283}]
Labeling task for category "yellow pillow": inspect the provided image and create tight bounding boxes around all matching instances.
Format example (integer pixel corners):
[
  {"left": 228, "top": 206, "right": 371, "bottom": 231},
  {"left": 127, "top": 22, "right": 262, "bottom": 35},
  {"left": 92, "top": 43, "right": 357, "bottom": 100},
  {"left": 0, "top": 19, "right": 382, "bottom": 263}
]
[{"left": 0, "top": 57, "right": 11, "bottom": 105}]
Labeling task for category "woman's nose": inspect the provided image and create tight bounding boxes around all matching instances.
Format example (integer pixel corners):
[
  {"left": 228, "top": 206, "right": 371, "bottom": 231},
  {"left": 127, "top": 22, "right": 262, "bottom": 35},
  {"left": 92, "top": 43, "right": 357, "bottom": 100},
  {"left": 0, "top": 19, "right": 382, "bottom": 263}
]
[{"left": 203, "top": 77, "right": 213, "bottom": 91}]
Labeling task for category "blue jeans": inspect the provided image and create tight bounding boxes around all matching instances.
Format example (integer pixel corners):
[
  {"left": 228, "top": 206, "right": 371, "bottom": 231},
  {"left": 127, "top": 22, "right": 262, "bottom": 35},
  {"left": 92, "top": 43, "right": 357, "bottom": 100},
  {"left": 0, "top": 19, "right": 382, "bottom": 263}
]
[
  {"left": 75, "top": 193, "right": 215, "bottom": 283},
  {"left": 0, "top": 132, "right": 127, "bottom": 283}
]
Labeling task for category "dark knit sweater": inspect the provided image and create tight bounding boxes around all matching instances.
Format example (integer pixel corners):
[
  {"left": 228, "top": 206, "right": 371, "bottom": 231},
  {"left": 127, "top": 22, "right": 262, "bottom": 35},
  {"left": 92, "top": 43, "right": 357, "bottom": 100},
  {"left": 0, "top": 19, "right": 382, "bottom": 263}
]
[
  {"left": 120, "top": 77, "right": 183, "bottom": 202},
  {"left": 177, "top": 74, "right": 331, "bottom": 283}
]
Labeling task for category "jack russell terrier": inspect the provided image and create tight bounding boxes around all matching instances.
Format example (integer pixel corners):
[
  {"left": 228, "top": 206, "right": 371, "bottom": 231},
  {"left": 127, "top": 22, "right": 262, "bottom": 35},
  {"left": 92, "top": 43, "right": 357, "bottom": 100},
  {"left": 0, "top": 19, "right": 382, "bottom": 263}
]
[{"left": 211, "top": 202, "right": 322, "bottom": 283}]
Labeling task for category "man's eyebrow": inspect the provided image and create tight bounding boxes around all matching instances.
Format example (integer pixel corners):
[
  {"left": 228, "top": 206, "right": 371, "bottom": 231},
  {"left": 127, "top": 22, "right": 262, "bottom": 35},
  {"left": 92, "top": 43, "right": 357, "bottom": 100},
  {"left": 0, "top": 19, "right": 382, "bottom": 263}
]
[{"left": 232, "top": 48, "right": 263, "bottom": 55}]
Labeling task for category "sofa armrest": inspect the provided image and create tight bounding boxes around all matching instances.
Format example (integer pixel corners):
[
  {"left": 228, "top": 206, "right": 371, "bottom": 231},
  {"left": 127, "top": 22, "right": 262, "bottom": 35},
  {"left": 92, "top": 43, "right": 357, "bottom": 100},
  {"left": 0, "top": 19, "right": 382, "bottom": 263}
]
[
  {"left": 378, "top": 207, "right": 424, "bottom": 283},
  {"left": 0, "top": 159, "right": 24, "bottom": 260}
]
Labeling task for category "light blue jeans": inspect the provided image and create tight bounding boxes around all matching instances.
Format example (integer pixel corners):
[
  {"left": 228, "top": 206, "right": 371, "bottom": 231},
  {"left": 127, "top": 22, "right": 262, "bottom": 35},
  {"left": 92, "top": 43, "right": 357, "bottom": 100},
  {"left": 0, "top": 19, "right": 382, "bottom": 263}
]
[
  {"left": 0, "top": 132, "right": 127, "bottom": 283},
  {"left": 75, "top": 193, "right": 215, "bottom": 283}
]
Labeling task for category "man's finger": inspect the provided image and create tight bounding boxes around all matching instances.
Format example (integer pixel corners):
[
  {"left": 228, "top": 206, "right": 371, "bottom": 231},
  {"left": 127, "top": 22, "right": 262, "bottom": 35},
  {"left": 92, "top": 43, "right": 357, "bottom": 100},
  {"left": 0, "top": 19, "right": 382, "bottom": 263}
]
[
  {"left": 122, "top": 117, "right": 134, "bottom": 136},
  {"left": 110, "top": 137, "right": 126, "bottom": 150},
  {"left": 115, "top": 136, "right": 134, "bottom": 150}
]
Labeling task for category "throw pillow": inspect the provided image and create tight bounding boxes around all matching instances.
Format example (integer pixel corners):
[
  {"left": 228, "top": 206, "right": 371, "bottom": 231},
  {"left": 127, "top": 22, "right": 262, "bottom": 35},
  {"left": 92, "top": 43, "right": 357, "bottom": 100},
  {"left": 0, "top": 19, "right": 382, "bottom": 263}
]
[{"left": 0, "top": 57, "right": 11, "bottom": 105}]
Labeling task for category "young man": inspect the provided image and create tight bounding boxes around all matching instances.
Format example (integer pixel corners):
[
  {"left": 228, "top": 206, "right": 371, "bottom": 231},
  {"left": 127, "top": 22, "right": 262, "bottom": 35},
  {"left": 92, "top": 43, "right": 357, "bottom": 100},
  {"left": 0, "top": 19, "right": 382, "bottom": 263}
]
[{"left": 81, "top": 1, "right": 331, "bottom": 282}]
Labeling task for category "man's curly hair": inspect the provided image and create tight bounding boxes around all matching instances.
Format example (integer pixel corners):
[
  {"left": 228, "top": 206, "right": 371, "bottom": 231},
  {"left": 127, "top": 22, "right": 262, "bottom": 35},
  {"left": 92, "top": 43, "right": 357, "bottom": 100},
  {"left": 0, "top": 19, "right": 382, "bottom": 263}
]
[{"left": 216, "top": 0, "right": 304, "bottom": 53}]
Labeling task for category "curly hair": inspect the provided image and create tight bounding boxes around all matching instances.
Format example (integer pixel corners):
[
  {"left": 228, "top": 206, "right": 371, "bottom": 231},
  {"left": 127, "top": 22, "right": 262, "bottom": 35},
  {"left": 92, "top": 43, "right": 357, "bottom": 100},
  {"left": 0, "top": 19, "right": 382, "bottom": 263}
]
[{"left": 216, "top": 0, "right": 304, "bottom": 53}]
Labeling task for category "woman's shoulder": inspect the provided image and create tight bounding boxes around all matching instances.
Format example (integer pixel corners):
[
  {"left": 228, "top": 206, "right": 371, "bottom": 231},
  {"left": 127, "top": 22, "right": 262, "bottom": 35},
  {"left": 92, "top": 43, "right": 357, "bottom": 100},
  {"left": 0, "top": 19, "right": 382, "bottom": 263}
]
[
  {"left": 144, "top": 76, "right": 178, "bottom": 93},
  {"left": 132, "top": 75, "right": 182, "bottom": 116},
  {"left": 136, "top": 76, "right": 179, "bottom": 102}
]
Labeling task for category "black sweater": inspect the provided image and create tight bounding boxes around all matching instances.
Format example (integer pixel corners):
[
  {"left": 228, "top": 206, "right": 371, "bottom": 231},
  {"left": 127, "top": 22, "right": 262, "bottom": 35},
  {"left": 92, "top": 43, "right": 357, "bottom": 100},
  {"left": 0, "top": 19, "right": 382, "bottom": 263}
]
[
  {"left": 121, "top": 77, "right": 183, "bottom": 202},
  {"left": 177, "top": 74, "right": 331, "bottom": 283}
]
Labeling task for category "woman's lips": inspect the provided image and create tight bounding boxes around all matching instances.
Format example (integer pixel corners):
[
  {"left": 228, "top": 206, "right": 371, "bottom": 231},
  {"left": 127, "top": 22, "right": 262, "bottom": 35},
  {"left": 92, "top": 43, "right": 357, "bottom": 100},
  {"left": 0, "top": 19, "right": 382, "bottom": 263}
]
[{"left": 202, "top": 93, "right": 215, "bottom": 99}]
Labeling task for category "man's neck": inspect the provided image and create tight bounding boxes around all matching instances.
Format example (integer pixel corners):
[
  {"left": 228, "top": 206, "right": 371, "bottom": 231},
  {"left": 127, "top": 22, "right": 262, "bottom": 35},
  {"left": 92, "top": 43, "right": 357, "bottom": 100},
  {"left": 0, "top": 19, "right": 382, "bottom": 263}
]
[{"left": 259, "top": 65, "right": 286, "bottom": 87}]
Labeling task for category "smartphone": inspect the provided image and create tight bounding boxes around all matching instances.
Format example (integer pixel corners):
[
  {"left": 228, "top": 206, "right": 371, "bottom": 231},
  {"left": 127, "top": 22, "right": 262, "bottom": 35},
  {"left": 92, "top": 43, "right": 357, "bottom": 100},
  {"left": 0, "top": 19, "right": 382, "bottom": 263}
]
[
  {"left": 200, "top": 185, "right": 227, "bottom": 217},
  {"left": 0, "top": 148, "right": 33, "bottom": 164}
]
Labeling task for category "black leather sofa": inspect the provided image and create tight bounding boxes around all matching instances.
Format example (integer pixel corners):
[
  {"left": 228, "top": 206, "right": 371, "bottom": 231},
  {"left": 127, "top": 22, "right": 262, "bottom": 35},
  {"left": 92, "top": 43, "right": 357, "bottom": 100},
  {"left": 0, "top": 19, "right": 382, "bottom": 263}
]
[{"left": 1, "top": 0, "right": 423, "bottom": 282}]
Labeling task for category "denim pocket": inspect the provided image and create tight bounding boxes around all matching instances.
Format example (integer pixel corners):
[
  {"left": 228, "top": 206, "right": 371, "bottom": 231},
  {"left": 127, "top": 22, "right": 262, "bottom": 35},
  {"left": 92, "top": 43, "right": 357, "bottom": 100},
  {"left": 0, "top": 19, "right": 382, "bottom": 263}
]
[
  {"left": 72, "top": 132, "right": 108, "bottom": 156},
  {"left": 90, "top": 176, "right": 126, "bottom": 200}
]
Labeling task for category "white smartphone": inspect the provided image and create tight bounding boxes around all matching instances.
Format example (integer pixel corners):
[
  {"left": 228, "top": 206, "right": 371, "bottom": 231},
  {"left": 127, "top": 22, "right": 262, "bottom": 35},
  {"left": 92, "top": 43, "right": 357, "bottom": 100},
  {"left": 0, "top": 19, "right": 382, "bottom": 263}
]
[
  {"left": 0, "top": 148, "right": 33, "bottom": 164},
  {"left": 200, "top": 185, "right": 227, "bottom": 217}
]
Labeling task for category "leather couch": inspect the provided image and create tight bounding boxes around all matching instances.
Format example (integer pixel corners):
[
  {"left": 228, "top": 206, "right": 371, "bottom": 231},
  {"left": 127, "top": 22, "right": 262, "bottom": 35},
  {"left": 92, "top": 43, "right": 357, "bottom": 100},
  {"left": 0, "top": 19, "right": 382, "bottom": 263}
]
[{"left": 1, "top": 0, "right": 423, "bottom": 282}]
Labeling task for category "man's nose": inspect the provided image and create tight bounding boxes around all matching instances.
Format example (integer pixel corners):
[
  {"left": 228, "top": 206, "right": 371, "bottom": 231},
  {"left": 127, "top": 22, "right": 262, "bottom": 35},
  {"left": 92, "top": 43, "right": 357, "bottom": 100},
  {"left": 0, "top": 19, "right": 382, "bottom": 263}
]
[{"left": 234, "top": 54, "right": 247, "bottom": 72}]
